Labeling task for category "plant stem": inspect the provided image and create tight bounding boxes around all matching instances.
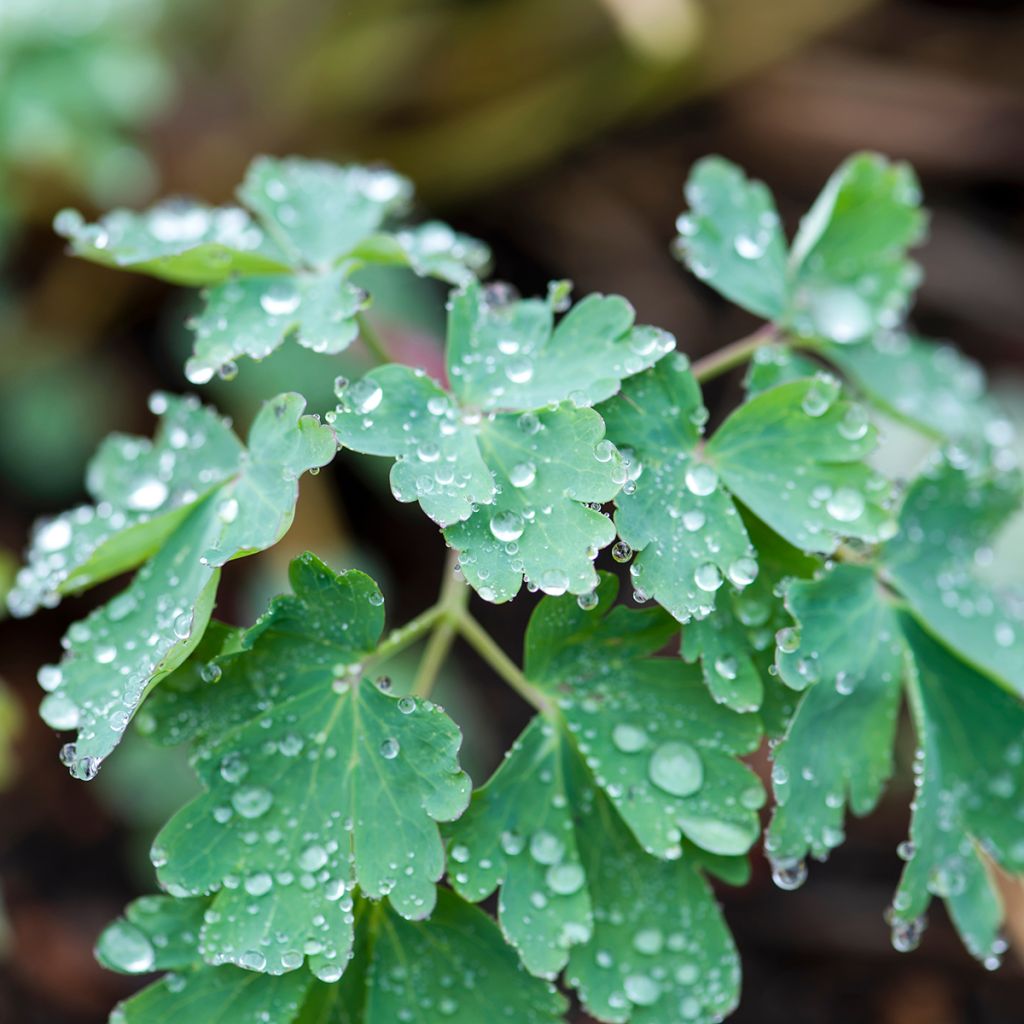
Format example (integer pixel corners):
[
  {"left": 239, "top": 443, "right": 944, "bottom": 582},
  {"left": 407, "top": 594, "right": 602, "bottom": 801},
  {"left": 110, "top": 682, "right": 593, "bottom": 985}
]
[
  {"left": 367, "top": 602, "right": 444, "bottom": 670},
  {"left": 356, "top": 312, "right": 394, "bottom": 365},
  {"left": 412, "top": 550, "right": 467, "bottom": 698},
  {"left": 454, "top": 611, "right": 553, "bottom": 716},
  {"left": 691, "top": 324, "right": 777, "bottom": 383}
]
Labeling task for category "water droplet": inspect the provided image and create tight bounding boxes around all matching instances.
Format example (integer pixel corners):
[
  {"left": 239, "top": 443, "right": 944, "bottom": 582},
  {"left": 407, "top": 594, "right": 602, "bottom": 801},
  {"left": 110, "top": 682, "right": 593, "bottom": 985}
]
[
  {"left": 611, "top": 541, "right": 632, "bottom": 563},
  {"left": 490, "top": 511, "right": 524, "bottom": 543},
  {"left": 259, "top": 280, "right": 301, "bottom": 316},
  {"left": 633, "top": 927, "right": 664, "bottom": 955},
  {"left": 232, "top": 785, "right": 272, "bottom": 818},
  {"left": 538, "top": 570, "right": 569, "bottom": 597},
  {"left": 694, "top": 563, "right": 723, "bottom": 592},
  {"left": 612, "top": 723, "right": 648, "bottom": 753},
  {"left": 546, "top": 862, "right": 585, "bottom": 895},
  {"left": 509, "top": 462, "right": 536, "bottom": 488},
  {"left": 890, "top": 914, "right": 926, "bottom": 953},
  {"left": 97, "top": 921, "right": 155, "bottom": 973},
  {"left": 127, "top": 478, "right": 168, "bottom": 511},
  {"left": 801, "top": 374, "right": 840, "bottom": 418},
  {"left": 624, "top": 973, "right": 660, "bottom": 1006},
  {"left": 345, "top": 378, "right": 384, "bottom": 414},
  {"left": 648, "top": 741, "right": 703, "bottom": 797},
  {"left": 529, "top": 830, "right": 565, "bottom": 865},
  {"left": 380, "top": 737, "right": 400, "bottom": 759},
  {"left": 726, "top": 556, "right": 758, "bottom": 588},
  {"left": 684, "top": 464, "right": 718, "bottom": 496},
  {"left": 826, "top": 487, "right": 865, "bottom": 523},
  {"left": 769, "top": 856, "right": 807, "bottom": 890}
]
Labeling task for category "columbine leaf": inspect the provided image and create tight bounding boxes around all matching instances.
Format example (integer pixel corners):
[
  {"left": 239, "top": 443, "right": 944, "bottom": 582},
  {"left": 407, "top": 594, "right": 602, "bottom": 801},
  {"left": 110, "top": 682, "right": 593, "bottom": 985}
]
[
  {"left": 445, "top": 281, "right": 674, "bottom": 411},
  {"left": 787, "top": 152, "right": 926, "bottom": 344},
  {"left": 681, "top": 514, "right": 819, "bottom": 717},
  {"left": 883, "top": 456, "right": 1024, "bottom": 698},
  {"left": 705, "top": 375, "right": 896, "bottom": 552},
  {"left": 765, "top": 565, "right": 904, "bottom": 868},
  {"left": 446, "top": 717, "right": 592, "bottom": 978},
  {"left": 816, "top": 332, "right": 1009, "bottom": 450},
  {"left": 109, "top": 893, "right": 565, "bottom": 1024},
  {"left": 743, "top": 345, "right": 822, "bottom": 399},
  {"left": 892, "top": 615, "right": 1024, "bottom": 963},
  {"left": 56, "top": 156, "right": 490, "bottom": 383},
  {"left": 448, "top": 579, "right": 748, "bottom": 1019},
  {"left": 8, "top": 394, "right": 241, "bottom": 615},
  {"left": 364, "top": 889, "right": 566, "bottom": 1023},
  {"left": 599, "top": 354, "right": 756, "bottom": 622},
  {"left": 53, "top": 203, "right": 291, "bottom": 286},
  {"left": 152, "top": 554, "right": 470, "bottom": 978},
  {"left": 674, "top": 156, "right": 788, "bottom": 320},
  {"left": 334, "top": 281, "right": 672, "bottom": 601},
  {"left": 566, "top": 778, "right": 741, "bottom": 1024},
  {"left": 528, "top": 580, "right": 764, "bottom": 860},
  {"left": 97, "top": 894, "right": 209, "bottom": 975},
  {"left": 27, "top": 394, "right": 334, "bottom": 777},
  {"left": 113, "top": 965, "right": 312, "bottom": 1024}
]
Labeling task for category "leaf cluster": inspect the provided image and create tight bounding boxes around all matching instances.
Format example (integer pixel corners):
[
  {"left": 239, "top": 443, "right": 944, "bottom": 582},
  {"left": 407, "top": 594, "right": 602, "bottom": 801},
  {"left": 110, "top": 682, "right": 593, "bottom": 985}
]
[{"left": 12, "top": 151, "right": 1024, "bottom": 1022}]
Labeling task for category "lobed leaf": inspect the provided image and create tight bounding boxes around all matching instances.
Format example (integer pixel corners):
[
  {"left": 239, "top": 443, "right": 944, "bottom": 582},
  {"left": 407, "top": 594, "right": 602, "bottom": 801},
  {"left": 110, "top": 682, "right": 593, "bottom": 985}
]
[
  {"left": 674, "top": 156, "right": 789, "bottom": 320},
  {"left": 766, "top": 565, "right": 904, "bottom": 865},
  {"left": 892, "top": 615, "right": 1024, "bottom": 963},
  {"left": 883, "top": 456, "right": 1024, "bottom": 698},
  {"left": 108, "top": 892, "right": 566, "bottom": 1024},
  {"left": 706, "top": 375, "right": 897, "bottom": 553},
  {"left": 56, "top": 157, "right": 490, "bottom": 384},
  {"left": 25, "top": 394, "right": 334, "bottom": 776},
  {"left": 599, "top": 354, "right": 756, "bottom": 623},
  {"left": 787, "top": 153, "right": 926, "bottom": 344},
  {"left": 334, "top": 281, "right": 672, "bottom": 601},
  {"left": 152, "top": 555, "right": 470, "bottom": 978},
  {"left": 675, "top": 152, "right": 926, "bottom": 346},
  {"left": 448, "top": 578, "right": 750, "bottom": 1019}
]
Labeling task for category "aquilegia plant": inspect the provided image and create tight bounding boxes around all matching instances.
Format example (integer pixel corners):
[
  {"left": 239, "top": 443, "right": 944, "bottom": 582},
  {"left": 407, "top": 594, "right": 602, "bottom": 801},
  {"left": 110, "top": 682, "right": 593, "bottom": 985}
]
[{"left": 9, "top": 153, "right": 1024, "bottom": 1023}]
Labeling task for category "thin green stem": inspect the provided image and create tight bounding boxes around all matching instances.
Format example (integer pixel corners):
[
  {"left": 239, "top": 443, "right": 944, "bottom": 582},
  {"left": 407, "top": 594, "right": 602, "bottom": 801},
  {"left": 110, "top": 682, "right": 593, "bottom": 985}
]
[
  {"left": 691, "top": 324, "right": 777, "bottom": 383},
  {"left": 454, "top": 611, "right": 553, "bottom": 716},
  {"left": 412, "top": 550, "right": 468, "bottom": 698},
  {"left": 366, "top": 602, "right": 444, "bottom": 671},
  {"left": 356, "top": 312, "right": 394, "bottom": 365}
]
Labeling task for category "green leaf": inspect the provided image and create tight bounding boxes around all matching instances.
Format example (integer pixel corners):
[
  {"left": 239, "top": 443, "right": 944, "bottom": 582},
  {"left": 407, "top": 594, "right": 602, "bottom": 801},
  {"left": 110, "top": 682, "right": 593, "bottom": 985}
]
[
  {"left": 743, "top": 345, "right": 822, "bottom": 399},
  {"left": 53, "top": 203, "right": 292, "bottom": 286},
  {"left": 111, "top": 893, "right": 565, "bottom": 1024},
  {"left": 152, "top": 555, "right": 470, "bottom": 978},
  {"left": 97, "top": 894, "right": 209, "bottom": 974},
  {"left": 892, "top": 614, "right": 1024, "bottom": 963},
  {"left": 766, "top": 565, "right": 904, "bottom": 866},
  {"left": 674, "top": 156, "right": 789, "bottom": 320},
  {"left": 113, "top": 965, "right": 312, "bottom": 1024},
  {"left": 237, "top": 157, "right": 414, "bottom": 267},
  {"left": 599, "top": 355, "right": 756, "bottom": 622},
  {"left": 365, "top": 890, "right": 566, "bottom": 1023},
  {"left": 706, "top": 376, "right": 896, "bottom": 552},
  {"left": 526, "top": 577, "right": 764, "bottom": 859},
  {"left": 27, "top": 393, "right": 334, "bottom": 776},
  {"left": 566, "top": 780, "right": 741, "bottom": 1024},
  {"left": 815, "top": 332, "right": 1014, "bottom": 460},
  {"left": 445, "top": 281, "right": 674, "bottom": 411},
  {"left": 681, "top": 513, "right": 819, "bottom": 718},
  {"left": 788, "top": 152, "right": 926, "bottom": 344},
  {"left": 189, "top": 271, "right": 366, "bottom": 382},
  {"left": 8, "top": 394, "right": 241, "bottom": 615},
  {"left": 446, "top": 717, "right": 592, "bottom": 978},
  {"left": 883, "top": 457, "right": 1024, "bottom": 698},
  {"left": 56, "top": 157, "right": 490, "bottom": 383},
  {"left": 334, "top": 280, "right": 672, "bottom": 601},
  {"left": 674, "top": 153, "right": 926, "bottom": 347}
]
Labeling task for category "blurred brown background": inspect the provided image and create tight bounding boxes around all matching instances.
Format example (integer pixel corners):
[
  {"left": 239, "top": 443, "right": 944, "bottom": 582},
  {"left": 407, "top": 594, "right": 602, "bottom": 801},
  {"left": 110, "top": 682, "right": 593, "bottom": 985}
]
[{"left": 2, "top": 0, "right": 1024, "bottom": 1020}]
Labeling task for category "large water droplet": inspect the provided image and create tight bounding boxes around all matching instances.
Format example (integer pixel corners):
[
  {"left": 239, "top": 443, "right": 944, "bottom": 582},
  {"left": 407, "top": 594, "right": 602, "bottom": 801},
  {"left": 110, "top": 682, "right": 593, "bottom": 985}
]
[{"left": 648, "top": 741, "right": 703, "bottom": 797}]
